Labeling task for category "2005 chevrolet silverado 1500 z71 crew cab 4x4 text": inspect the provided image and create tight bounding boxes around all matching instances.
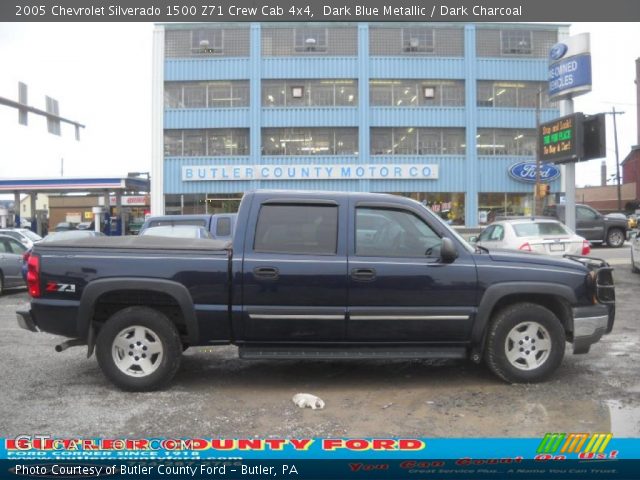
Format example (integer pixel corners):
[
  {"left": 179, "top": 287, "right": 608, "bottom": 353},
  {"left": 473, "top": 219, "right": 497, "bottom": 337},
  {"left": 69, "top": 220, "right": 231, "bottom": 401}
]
[{"left": 17, "top": 191, "right": 615, "bottom": 391}]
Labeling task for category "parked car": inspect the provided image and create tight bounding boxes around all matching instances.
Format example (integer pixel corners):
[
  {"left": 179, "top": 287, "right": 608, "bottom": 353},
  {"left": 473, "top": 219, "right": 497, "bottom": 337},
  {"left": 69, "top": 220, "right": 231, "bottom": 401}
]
[
  {"left": 631, "top": 231, "right": 640, "bottom": 274},
  {"left": 54, "top": 222, "right": 77, "bottom": 232},
  {"left": 140, "top": 213, "right": 237, "bottom": 241},
  {"left": 21, "top": 230, "right": 106, "bottom": 281},
  {"left": 139, "top": 225, "right": 214, "bottom": 239},
  {"left": 18, "top": 190, "right": 615, "bottom": 391},
  {"left": 471, "top": 219, "right": 590, "bottom": 257},
  {"left": 0, "top": 228, "right": 42, "bottom": 249},
  {"left": 0, "top": 234, "right": 28, "bottom": 294},
  {"left": 542, "top": 204, "right": 628, "bottom": 248},
  {"left": 76, "top": 222, "right": 93, "bottom": 230}
]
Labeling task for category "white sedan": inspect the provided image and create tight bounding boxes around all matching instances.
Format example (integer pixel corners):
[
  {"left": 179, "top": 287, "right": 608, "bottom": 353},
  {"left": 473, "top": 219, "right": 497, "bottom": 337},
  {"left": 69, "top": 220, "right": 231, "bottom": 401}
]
[{"left": 473, "top": 219, "right": 590, "bottom": 257}]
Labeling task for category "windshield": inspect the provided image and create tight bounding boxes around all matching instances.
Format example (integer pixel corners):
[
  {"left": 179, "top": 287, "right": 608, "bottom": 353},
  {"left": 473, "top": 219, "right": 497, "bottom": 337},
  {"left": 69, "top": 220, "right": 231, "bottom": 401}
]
[
  {"left": 141, "top": 225, "right": 211, "bottom": 239},
  {"left": 419, "top": 203, "right": 475, "bottom": 253},
  {"left": 22, "top": 230, "right": 43, "bottom": 241},
  {"left": 513, "top": 222, "right": 569, "bottom": 237}
]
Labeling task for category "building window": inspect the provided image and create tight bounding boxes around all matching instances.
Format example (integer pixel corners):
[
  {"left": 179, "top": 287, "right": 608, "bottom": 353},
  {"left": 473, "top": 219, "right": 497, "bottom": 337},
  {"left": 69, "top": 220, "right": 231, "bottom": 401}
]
[
  {"left": 479, "top": 193, "right": 534, "bottom": 224},
  {"left": 294, "top": 28, "right": 328, "bottom": 52},
  {"left": 371, "top": 128, "right": 465, "bottom": 155},
  {"left": 501, "top": 30, "right": 532, "bottom": 55},
  {"left": 402, "top": 28, "right": 435, "bottom": 53},
  {"left": 476, "top": 129, "right": 536, "bottom": 156},
  {"left": 262, "top": 80, "right": 357, "bottom": 107},
  {"left": 477, "top": 28, "right": 558, "bottom": 58},
  {"left": 370, "top": 80, "right": 464, "bottom": 107},
  {"left": 164, "top": 81, "right": 250, "bottom": 109},
  {"left": 477, "top": 81, "right": 556, "bottom": 109},
  {"left": 395, "top": 192, "right": 465, "bottom": 226},
  {"left": 370, "top": 26, "right": 463, "bottom": 57},
  {"left": 191, "top": 29, "right": 223, "bottom": 54},
  {"left": 262, "top": 128, "right": 357, "bottom": 155},
  {"left": 164, "top": 129, "right": 249, "bottom": 156}
]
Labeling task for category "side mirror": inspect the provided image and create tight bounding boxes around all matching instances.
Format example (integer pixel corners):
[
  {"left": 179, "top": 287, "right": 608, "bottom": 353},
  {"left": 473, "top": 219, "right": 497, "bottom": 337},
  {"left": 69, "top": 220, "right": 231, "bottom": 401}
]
[
  {"left": 440, "top": 237, "right": 458, "bottom": 264},
  {"left": 468, "top": 235, "right": 478, "bottom": 243}
]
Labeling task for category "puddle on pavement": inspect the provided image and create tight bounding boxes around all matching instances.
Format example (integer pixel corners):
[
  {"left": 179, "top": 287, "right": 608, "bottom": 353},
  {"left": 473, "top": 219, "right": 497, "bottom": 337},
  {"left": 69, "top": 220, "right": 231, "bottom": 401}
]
[{"left": 606, "top": 400, "right": 640, "bottom": 436}]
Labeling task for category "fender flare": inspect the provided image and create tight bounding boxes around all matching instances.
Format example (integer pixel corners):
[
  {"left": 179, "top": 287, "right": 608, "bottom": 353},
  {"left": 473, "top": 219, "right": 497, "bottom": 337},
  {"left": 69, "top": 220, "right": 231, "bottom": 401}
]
[
  {"left": 77, "top": 278, "right": 199, "bottom": 351},
  {"left": 472, "top": 282, "right": 577, "bottom": 347}
]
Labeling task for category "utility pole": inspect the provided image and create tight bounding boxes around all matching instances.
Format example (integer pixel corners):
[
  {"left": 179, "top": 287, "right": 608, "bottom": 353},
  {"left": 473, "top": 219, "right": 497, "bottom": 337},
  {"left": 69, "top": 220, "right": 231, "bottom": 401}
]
[
  {"left": 608, "top": 107, "right": 625, "bottom": 211},
  {"left": 60, "top": 158, "right": 64, "bottom": 177}
]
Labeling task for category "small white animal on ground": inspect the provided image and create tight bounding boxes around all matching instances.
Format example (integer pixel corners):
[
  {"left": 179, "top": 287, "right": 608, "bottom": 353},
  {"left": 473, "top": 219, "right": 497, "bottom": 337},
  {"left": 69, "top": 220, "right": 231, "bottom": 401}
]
[{"left": 292, "top": 393, "right": 325, "bottom": 410}]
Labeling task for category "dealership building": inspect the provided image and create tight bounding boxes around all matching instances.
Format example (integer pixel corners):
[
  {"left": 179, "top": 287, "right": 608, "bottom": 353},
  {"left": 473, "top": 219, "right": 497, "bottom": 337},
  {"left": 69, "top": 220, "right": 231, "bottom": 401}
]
[{"left": 151, "top": 22, "right": 565, "bottom": 226}]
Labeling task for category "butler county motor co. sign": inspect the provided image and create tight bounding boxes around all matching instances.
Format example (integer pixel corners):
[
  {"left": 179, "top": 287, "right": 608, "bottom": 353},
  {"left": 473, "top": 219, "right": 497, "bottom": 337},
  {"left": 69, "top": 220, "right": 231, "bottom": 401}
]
[{"left": 182, "top": 164, "right": 439, "bottom": 181}]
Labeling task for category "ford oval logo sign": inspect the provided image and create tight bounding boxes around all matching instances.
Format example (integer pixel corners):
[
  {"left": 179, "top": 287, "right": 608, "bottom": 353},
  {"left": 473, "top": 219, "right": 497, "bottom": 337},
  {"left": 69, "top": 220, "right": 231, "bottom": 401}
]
[
  {"left": 550, "top": 43, "right": 568, "bottom": 61},
  {"left": 509, "top": 162, "right": 560, "bottom": 184}
]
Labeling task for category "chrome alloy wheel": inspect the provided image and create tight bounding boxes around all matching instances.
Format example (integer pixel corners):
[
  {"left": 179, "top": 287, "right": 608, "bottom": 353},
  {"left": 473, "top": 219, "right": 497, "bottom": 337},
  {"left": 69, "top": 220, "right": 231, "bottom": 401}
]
[
  {"left": 504, "top": 321, "right": 552, "bottom": 371},
  {"left": 112, "top": 325, "right": 164, "bottom": 377}
]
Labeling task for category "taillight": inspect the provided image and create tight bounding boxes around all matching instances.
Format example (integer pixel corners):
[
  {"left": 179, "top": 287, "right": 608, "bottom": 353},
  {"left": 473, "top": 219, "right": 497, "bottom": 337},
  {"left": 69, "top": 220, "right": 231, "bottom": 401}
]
[
  {"left": 27, "top": 254, "right": 41, "bottom": 298},
  {"left": 519, "top": 242, "right": 532, "bottom": 252},
  {"left": 581, "top": 240, "right": 591, "bottom": 256}
]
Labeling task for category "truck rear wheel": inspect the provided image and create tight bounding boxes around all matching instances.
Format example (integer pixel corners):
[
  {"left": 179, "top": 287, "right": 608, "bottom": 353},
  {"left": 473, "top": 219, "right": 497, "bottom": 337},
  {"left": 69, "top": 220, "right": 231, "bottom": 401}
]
[
  {"left": 485, "top": 303, "right": 565, "bottom": 383},
  {"left": 96, "top": 306, "right": 182, "bottom": 391}
]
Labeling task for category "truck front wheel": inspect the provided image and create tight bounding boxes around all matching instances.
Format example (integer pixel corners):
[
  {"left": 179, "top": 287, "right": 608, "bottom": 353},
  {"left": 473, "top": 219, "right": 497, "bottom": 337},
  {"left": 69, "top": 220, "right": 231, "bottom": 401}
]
[
  {"left": 96, "top": 306, "right": 182, "bottom": 391},
  {"left": 606, "top": 228, "right": 625, "bottom": 248},
  {"left": 485, "top": 303, "right": 565, "bottom": 383}
]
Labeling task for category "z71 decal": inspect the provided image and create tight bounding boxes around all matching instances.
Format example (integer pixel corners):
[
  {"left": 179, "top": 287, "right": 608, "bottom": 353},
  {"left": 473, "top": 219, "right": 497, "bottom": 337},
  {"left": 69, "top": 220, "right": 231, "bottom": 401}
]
[{"left": 45, "top": 282, "right": 76, "bottom": 293}]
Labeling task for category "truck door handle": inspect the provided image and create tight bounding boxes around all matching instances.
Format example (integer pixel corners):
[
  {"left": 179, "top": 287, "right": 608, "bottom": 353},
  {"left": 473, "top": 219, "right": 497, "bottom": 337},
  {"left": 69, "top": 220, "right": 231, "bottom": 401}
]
[
  {"left": 351, "top": 268, "right": 376, "bottom": 281},
  {"left": 253, "top": 267, "right": 279, "bottom": 280}
]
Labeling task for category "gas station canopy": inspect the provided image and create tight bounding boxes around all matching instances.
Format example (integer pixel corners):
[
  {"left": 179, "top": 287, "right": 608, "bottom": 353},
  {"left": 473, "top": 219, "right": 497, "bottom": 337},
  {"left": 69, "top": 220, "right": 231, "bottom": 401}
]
[{"left": 0, "top": 177, "right": 149, "bottom": 193}]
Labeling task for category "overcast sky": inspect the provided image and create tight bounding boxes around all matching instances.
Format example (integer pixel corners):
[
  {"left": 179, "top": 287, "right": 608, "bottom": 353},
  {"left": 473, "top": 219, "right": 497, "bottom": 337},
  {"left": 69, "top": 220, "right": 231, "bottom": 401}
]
[{"left": 0, "top": 22, "right": 638, "bottom": 189}]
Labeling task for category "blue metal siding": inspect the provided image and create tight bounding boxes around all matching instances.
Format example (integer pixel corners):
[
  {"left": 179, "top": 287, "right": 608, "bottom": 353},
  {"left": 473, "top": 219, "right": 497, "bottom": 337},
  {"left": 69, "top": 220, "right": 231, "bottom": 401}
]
[
  {"left": 370, "top": 58, "right": 465, "bottom": 79},
  {"left": 477, "top": 108, "right": 560, "bottom": 129},
  {"left": 476, "top": 58, "right": 548, "bottom": 81},
  {"left": 262, "top": 108, "right": 358, "bottom": 127},
  {"left": 370, "top": 107, "right": 466, "bottom": 127},
  {"left": 165, "top": 58, "right": 250, "bottom": 81},
  {"left": 262, "top": 58, "right": 358, "bottom": 79},
  {"left": 164, "top": 109, "right": 251, "bottom": 129}
]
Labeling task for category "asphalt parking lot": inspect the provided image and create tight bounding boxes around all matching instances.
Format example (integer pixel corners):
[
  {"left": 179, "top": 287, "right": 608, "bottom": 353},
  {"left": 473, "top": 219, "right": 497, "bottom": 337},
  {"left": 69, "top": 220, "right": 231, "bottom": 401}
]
[{"left": 1, "top": 245, "right": 639, "bottom": 438}]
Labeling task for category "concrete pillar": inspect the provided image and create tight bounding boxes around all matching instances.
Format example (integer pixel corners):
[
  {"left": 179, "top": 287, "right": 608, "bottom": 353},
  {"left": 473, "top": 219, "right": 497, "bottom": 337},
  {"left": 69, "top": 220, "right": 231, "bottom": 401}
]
[
  {"left": 30, "top": 193, "right": 38, "bottom": 235},
  {"left": 14, "top": 191, "right": 20, "bottom": 228}
]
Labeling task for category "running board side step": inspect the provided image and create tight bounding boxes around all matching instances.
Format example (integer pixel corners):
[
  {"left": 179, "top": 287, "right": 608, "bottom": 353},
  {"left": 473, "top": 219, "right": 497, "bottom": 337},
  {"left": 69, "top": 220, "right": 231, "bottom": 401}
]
[{"left": 239, "top": 346, "right": 466, "bottom": 360}]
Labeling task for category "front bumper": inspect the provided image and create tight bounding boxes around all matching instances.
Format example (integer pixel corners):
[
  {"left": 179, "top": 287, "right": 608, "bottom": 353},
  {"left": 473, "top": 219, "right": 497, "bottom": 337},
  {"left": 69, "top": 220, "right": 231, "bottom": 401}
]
[
  {"left": 16, "top": 308, "right": 38, "bottom": 332},
  {"left": 572, "top": 305, "right": 611, "bottom": 354}
]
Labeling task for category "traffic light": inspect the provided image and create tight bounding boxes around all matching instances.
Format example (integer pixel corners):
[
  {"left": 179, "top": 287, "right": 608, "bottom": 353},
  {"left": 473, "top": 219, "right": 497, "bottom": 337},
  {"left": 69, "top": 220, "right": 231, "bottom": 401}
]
[{"left": 536, "top": 184, "right": 551, "bottom": 198}]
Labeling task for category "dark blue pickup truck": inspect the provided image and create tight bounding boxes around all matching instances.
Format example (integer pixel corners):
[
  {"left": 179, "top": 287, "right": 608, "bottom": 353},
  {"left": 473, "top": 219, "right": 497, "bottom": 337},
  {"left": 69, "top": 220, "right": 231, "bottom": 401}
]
[{"left": 18, "top": 190, "right": 615, "bottom": 391}]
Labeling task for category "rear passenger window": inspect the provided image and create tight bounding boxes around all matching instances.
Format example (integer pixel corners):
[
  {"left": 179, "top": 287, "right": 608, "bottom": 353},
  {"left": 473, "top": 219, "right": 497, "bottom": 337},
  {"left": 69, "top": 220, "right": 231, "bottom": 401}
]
[
  {"left": 216, "top": 217, "right": 232, "bottom": 237},
  {"left": 254, "top": 205, "right": 338, "bottom": 255}
]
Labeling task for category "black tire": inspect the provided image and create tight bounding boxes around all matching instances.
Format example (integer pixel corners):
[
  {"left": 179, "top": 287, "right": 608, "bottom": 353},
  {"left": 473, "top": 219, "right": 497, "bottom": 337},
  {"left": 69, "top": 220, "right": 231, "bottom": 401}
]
[
  {"left": 0, "top": 272, "right": 4, "bottom": 295},
  {"left": 96, "top": 306, "right": 182, "bottom": 391},
  {"left": 632, "top": 247, "right": 640, "bottom": 274},
  {"left": 485, "top": 303, "right": 565, "bottom": 383},
  {"left": 606, "top": 228, "right": 625, "bottom": 248}
]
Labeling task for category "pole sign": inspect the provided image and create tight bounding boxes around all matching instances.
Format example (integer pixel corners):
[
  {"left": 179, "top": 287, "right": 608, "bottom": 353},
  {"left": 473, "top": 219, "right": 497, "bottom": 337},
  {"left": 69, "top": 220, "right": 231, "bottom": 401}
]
[
  {"left": 548, "top": 33, "right": 592, "bottom": 100},
  {"left": 539, "top": 113, "right": 583, "bottom": 164},
  {"left": 539, "top": 112, "right": 607, "bottom": 164}
]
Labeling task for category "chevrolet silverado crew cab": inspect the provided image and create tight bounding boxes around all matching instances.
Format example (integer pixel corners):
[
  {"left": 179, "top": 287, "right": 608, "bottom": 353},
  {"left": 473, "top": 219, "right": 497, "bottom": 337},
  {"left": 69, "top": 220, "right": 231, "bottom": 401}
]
[{"left": 18, "top": 191, "right": 615, "bottom": 391}]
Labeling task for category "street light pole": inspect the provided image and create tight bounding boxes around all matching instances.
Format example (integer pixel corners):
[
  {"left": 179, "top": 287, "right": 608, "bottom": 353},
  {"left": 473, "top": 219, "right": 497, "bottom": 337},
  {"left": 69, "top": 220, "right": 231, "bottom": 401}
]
[{"left": 534, "top": 88, "right": 542, "bottom": 217}]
